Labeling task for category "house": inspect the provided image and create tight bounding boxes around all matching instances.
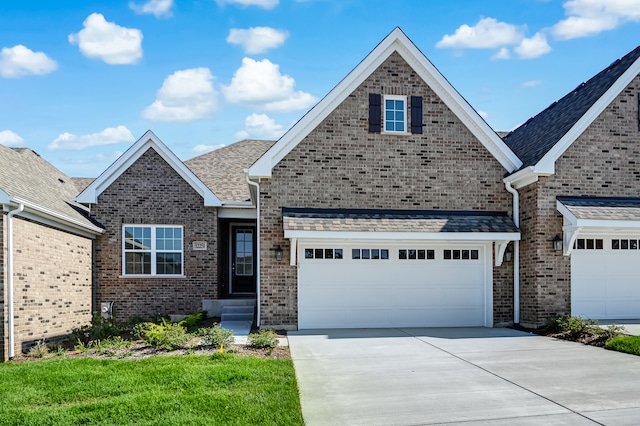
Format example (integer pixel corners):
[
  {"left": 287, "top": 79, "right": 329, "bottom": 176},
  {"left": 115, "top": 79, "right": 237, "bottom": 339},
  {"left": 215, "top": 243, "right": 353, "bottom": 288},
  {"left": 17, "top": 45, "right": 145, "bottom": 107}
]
[
  {"left": 0, "top": 145, "right": 103, "bottom": 361},
  {"left": 4, "top": 27, "right": 640, "bottom": 359}
]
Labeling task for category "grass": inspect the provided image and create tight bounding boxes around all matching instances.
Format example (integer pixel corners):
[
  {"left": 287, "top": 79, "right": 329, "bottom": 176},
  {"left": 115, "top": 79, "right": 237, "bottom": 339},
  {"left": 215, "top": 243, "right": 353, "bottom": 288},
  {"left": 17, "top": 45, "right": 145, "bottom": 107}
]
[
  {"left": 605, "top": 335, "right": 640, "bottom": 356},
  {"left": 0, "top": 354, "right": 303, "bottom": 426}
]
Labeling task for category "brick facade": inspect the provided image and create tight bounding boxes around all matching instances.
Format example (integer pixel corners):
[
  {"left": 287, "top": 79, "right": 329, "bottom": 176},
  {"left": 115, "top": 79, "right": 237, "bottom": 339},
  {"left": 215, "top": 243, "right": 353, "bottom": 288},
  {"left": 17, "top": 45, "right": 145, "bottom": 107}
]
[
  {"left": 518, "top": 75, "right": 640, "bottom": 327},
  {"left": 91, "top": 148, "right": 218, "bottom": 321},
  {"left": 259, "top": 52, "right": 515, "bottom": 327},
  {"left": 1, "top": 216, "right": 92, "bottom": 360}
]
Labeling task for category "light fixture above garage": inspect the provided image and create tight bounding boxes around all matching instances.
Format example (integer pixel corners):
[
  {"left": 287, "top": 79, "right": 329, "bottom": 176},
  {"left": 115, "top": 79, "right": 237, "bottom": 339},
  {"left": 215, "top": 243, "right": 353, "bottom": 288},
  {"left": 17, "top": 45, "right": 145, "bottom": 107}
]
[{"left": 552, "top": 235, "right": 563, "bottom": 251}]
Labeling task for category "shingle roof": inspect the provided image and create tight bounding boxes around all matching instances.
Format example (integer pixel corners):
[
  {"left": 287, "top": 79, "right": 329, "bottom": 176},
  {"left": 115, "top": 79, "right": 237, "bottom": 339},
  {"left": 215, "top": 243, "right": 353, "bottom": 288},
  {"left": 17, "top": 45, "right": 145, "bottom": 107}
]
[
  {"left": 71, "top": 177, "right": 95, "bottom": 193},
  {"left": 0, "top": 145, "right": 102, "bottom": 231},
  {"left": 557, "top": 196, "right": 640, "bottom": 221},
  {"left": 503, "top": 46, "right": 640, "bottom": 168},
  {"left": 184, "top": 139, "right": 274, "bottom": 203},
  {"left": 282, "top": 208, "right": 519, "bottom": 234}
]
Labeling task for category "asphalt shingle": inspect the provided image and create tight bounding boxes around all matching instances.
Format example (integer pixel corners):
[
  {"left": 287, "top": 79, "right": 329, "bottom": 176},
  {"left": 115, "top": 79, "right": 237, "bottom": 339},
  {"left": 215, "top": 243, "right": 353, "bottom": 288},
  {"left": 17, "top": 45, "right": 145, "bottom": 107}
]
[{"left": 557, "top": 196, "right": 640, "bottom": 221}]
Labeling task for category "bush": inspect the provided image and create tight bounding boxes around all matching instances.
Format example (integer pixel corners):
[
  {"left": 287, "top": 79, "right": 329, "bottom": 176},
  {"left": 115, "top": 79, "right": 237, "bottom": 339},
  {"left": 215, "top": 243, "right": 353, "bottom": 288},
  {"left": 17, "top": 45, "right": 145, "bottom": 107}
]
[
  {"left": 136, "top": 320, "right": 192, "bottom": 350},
  {"left": 551, "top": 315, "right": 599, "bottom": 338},
  {"left": 197, "top": 324, "right": 234, "bottom": 348},
  {"left": 178, "top": 310, "right": 208, "bottom": 332},
  {"left": 73, "top": 312, "right": 120, "bottom": 343},
  {"left": 247, "top": 329, "right": 278, "bottom": 350},
  {"left": 28, "top": 340, "right": 50, "bottom": 358}
]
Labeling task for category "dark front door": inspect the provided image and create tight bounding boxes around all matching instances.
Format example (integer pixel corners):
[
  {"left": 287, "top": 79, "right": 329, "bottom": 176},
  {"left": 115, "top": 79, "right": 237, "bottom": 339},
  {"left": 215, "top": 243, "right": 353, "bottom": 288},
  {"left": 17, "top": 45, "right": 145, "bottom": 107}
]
[{"left": 230, "top": 226, "right": 256, "bottom": 294}]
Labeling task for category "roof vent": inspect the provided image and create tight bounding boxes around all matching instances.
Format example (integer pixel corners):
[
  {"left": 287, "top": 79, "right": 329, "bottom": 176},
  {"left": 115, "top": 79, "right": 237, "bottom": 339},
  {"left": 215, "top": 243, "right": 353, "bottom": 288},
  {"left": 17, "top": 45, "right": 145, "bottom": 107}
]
[{"left": 58, "top": 178, "right": 65, "bottom": 184}]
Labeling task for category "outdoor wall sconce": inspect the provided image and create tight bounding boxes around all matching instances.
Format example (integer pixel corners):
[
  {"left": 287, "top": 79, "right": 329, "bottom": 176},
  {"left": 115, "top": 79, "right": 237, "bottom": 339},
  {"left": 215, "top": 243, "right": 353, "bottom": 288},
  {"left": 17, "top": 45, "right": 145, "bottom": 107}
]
[
  {"left": 274, "top": 245, "right": 283, "bottom": 261},
  {"left": 504, "top": 246, "right": 513, "bottom": 262},
  {"left": 552, "top": 234, "right": 563, "bottom": 251}
]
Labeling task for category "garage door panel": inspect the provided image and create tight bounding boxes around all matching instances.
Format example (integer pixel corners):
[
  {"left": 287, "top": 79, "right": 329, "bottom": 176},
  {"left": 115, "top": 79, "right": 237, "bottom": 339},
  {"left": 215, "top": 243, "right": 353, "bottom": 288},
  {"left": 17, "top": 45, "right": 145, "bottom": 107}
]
[
  {"left": 298, "top": 243, "right": 488, "bottom": 329},
  {"left": 572, "top": 236, "right": 640, "bottom": 320}
]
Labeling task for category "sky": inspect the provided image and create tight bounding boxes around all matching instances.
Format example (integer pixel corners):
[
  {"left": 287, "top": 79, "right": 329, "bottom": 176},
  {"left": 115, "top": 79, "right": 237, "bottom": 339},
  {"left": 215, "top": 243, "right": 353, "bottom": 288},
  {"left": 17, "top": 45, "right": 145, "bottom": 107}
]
[{"left": 2, "top": 0, "right": 640, "bottom": 177}]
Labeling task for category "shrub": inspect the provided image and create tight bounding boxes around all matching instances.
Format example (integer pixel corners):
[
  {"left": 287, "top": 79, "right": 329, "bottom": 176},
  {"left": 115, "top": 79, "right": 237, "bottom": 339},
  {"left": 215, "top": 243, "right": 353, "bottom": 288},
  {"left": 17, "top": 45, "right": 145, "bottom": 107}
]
[
  {"left": 28, "top": 340, "right": 50, "bottom": 358},
  {"left": 197, "top": 324, "right": 234, "bottom": 348},
  {"left": 73, "top": 312, "right": 120, "bottom": 343},
  {"left": 178, "top": 310, "right": 208, "bottom": 332},
  {"left": 551, "top": 315, "right": 598, "bottom": 338},
  {"left": 247, "top": 329, "right": 278, "bottom": 350},
  {"left": 136, "top": 320, "right": 192, "bottom": 350}
]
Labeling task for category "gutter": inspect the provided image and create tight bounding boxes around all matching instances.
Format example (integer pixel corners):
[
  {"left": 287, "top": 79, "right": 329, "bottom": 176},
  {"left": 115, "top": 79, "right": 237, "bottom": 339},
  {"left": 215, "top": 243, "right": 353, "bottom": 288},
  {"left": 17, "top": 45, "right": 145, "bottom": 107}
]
[
  {"left": 245, "top": 174, "right": 261, "bottom": 327},
  {"left": 6, "top": 202, "right": 24, "bottom": 359},
  {"left": 504, "top": 181, "right": 520, "bottom": 325}
]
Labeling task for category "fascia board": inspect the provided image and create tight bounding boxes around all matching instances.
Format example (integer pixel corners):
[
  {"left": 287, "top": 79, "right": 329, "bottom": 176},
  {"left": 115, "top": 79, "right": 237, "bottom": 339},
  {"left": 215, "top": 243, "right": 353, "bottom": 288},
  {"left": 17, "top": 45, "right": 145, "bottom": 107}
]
[
  {"left": 75, "top": 130, "right": 221, "bottom": 207},
  {"left": 557, "top": 200, "right": 640, "bottom": 229},
  {"left": 9, "top": 196, "right": 103, "bottom": 236},
  {"left": 536, "top": 56, "right": 640, "bottom": 173},
  {"left": 556, "top": 200, "right": 578, "bottom": 227},
  {"left": 283, "top": 230, "right": 520, "bottom": 241},
  {"left": 248, "top": 28, "right": 522, "bottom": 178}
]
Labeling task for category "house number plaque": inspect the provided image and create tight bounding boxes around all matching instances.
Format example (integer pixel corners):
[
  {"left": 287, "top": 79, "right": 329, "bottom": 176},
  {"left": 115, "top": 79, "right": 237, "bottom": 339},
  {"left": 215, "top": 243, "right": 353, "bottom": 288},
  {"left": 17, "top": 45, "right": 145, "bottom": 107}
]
[{"left": 193, "top": 241, "right": 207, "bottom": 250}]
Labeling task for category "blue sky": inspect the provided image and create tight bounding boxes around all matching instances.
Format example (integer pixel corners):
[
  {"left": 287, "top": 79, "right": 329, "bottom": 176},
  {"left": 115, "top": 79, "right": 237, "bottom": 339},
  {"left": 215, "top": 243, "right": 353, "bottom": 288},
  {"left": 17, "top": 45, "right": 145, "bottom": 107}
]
[{"left": 2, "top": 0, "right": 640, "bottom": 177}]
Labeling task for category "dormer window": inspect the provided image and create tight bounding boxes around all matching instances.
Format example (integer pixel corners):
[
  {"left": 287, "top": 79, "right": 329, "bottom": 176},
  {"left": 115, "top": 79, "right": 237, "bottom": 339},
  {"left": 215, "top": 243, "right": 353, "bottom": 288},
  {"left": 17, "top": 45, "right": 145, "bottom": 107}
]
[{"left": 384, "top": 95, "right": 407, "bottom": 133}]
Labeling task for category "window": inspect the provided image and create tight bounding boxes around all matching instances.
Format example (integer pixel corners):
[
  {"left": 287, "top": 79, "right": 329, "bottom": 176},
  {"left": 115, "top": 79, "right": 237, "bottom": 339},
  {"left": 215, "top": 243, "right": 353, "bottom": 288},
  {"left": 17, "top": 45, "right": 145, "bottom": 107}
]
[
  {"left": 574, "top": 238, "right": 603, "bottom": 250},
  {"left": 612, "top": 239, "right": 638, "bottom": 250},
  {"left": 123, "top": 226, "right": 183, "bottom": 275},
  {"left": 384, "top": 95, "right": 406, "bottom": 133},
  {"left": 399, "top": 249, "right": 435, "bottom": 260},
  {"left": 305, "top": 248, "right": 343, "bottom": 259},
  {"left": 352, "top": 248, "right": 389, "bottom": 260},
  {"left": 443, "top": 249, "right": 479, "bottom": 260}
]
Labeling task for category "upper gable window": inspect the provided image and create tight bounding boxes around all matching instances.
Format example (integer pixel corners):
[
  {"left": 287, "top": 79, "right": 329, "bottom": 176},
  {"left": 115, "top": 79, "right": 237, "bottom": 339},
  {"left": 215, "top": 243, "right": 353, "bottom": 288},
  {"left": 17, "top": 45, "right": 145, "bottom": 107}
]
[
  {"left": 123, "top": 225, "right": 183, "bottom": 276},
  {"left": 384, "top": 95, "right": 407, "bottom": 133}
]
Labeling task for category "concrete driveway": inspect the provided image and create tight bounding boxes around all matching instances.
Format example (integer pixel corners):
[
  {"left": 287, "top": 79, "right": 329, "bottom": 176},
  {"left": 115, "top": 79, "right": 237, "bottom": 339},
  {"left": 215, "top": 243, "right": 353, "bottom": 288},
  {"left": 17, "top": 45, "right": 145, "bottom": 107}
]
[{"left": 288, "top": 328, "right": 640, "bottom": 425}]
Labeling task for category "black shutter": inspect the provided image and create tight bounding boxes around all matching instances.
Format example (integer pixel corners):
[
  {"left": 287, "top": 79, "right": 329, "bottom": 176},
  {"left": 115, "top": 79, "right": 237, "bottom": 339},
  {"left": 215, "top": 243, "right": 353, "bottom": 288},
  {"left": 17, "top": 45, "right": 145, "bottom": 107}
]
[
  {"left": 369, "top": 93, "right": 381, "bottom": 133},
  {"left": 411, "top": 96, "right": 423, "bottom": 134}
]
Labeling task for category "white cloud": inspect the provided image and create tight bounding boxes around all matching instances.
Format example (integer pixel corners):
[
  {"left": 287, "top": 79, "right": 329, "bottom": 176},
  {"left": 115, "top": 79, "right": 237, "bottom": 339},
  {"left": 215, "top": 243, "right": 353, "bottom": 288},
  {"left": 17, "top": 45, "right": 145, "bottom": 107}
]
[
  {"left": 129, "top": 0, "right": 174, "bottom": 18},
  {"left": 515, "top": 32, "right": 551, "bottom": 59},
  {"left": 234, "top": 113, "right": 286, "bottom": 139},
  {"left": 192, "top": 143, "right": 226, "bottom": 154},
  {"left": 552, "top": 0, "right": 640, "bottom": 40},
  {"left": 0, "top": 45, "right": 57, "bottom": 78},
  {"left": 222, "top": 58, "right": 317, "bottom": 112},
  {"left": 477, "top": 110, "right": 489, "bottom": 119},
  {"left": 492, "top": 47, "right": 511, "bottom": 60},
  {"left": 48, "top": 126, "right": 135, "bottom": 150},
  {"left": 436, "top": 17, "right": 525, "bottom": 49},
  {"left": 523, "top": 80, "right": 542, "bottom": 87},
  {"left": 216, "top": 0, "right": 278, "bottom": 9},
  {"left": 0, "top": 130, "right": 26, "bottom": 147},
  {"left": 68, "top": 13, "right": 143, "bottom": 64},
  {"left": 227, "top": 27, "right": 288, "bottom": 54},
  {"left": 142, "top": 68, "right": 218, "bottom": 122}
]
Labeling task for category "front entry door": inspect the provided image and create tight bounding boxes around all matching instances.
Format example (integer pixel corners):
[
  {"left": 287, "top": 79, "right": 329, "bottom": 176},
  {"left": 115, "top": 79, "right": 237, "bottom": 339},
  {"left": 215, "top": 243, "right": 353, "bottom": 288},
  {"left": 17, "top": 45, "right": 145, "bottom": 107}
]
[{"left": 230, "top": 226, "right": 256, "bottom": 294}]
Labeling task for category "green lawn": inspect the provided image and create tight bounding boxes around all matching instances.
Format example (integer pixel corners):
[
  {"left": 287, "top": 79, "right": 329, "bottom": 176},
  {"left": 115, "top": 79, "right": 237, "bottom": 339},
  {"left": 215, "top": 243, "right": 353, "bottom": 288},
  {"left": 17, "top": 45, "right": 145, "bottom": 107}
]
[
  {"left": 605, "top": 335, "right": 640, "bottom": 356},
  {"left": 0, "top": 354, "right": 303, "bottom": 426}
]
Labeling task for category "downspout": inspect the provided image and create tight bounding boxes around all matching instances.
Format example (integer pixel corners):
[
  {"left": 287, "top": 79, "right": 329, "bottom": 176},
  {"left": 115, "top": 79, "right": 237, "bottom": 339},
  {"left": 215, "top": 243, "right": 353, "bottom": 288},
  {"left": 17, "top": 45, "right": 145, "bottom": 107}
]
[
  {"left": 504, "top": 182, "right": 520, "bottom": 324},
  {"left": 6, "top": 202, "right": 24, "bottom": 359},
  {"left": 245, "top": 175, "right": 260, "bottom": 327}
]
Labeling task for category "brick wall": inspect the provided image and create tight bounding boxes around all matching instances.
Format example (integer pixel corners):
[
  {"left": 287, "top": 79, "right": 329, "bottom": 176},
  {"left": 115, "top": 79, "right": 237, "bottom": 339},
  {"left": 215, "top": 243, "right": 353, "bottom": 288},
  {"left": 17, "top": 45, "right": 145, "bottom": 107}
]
[
  {"left": 259, "top": 52, "right": 515, "bottom": 327},
  {"left": 91, "top": 148, "right": 218, "bottom": 321},
  {"left": 5, "top": 217, "right": 93, "bottom": 358},
  {"left": 518, "top": 75, "right": 640, "bottom": 326}
]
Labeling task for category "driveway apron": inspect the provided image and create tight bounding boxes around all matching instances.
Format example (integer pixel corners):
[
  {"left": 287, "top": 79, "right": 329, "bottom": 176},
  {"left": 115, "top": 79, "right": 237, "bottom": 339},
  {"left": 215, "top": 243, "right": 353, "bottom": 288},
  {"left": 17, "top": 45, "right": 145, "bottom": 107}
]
[{"left": 288, "top": 328, "right": 640, "bottom": 426}]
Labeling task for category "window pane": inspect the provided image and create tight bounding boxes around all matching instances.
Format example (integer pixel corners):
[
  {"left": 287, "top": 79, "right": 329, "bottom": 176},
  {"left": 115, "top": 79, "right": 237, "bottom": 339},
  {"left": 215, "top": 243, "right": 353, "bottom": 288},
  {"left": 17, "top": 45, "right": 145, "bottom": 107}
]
[
  {"left": 372, "top": 249, "right": 380, "bottom": 260},
  {"left": 362, "top": 249, "right": 370, "bottom": 260},
  {"left": 418, "top": 250, "right": 425, "bottom": 260},
  {"left": 385, "top": 122, "right": 394, "bottom": 131},
  {"left": 462, "top": 250, "right": 470, "bottom": 260},
  {"left": 622, "top": 240, "right": 629, "bottom": 249},
  {"left": 596, "top": 239, "right": 604, "bottom": 249},
  {"left": 352, "top": 249, "right": 360, "bottom": 259},
  {"left": 385, "top": 99, "right": 394, "bottom": 109},
  {"left": 315, "top": 248, "right": 324, "bottom": 259},
  {"left": 427, "top": 250, "right": 435, "bottom": 260},
  {"left": 444, "top": 250, "right": 451, "bottom": 260},
  {"left": 408, "top": 249, "right": 416, "bottom": 260},
  {"left": 471, "top": 250, "right": 479, "bottom": 260},
  {"left": 335, "top": 249, "right": 343, "bottom": 259},
  {"left": 399, "top": 249, "right": 407, "bottom": 260},
  {"left": 386, "top": 111, "right": 394, "bottom": 120},
  {"left": 126, "top": 252, "right": 151, "bottom": 275},
  {"left": 612, "top": 239, "right": 620, "bottom": 249},
  {"left": 381, "top": 249, "right": 389, "bottom": 260},
  {"left": 395, "top": 100, "right": 403, "bottom": 109},
  {"left": 305, "top": 248, "right": 313, "bottom": 259},
  {"left": 577, "top": 239, "right": 585, "bottom": 249},
  {"left": 325, "top": 249, "right": 334, "bottom": 259},
  {"left": 396, "top": 122, "right": 404, "bottom": 132},
  {"left": 157, "top": 253, "right": 181, "bottom": 275},
  {"left": 395, "top": 111, "right": 404, "bottom": 121},
  {"left": 453, "top": 250, "right": 461, "bottom": 260},
  {"left": 586, "top": 239, "right": 594, "bottom": 249},
  {"left": 632, "top": 240, "right": 638, "bottom": 250}
]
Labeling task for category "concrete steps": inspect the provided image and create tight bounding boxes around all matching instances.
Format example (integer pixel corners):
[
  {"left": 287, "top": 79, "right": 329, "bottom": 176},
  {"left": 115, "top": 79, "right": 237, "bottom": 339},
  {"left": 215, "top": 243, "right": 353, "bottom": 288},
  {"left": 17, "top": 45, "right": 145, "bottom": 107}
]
[{"left": 204, "top": 299, "right": 256, "bottom": 338}]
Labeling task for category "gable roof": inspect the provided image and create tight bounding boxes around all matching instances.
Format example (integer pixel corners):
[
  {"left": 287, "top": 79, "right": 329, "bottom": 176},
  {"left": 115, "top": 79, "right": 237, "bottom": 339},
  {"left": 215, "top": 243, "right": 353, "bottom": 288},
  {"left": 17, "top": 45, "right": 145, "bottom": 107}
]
[
  {"left": 504, "top": 45, "right": 640, "bottom": 176},
  {"left": 248, "top": 27, "right": 522, "bottom": 178},
  {"left": 76, "top": 130, "right": 221, "bottom": 207},
  {"left": 185, "top": 139, "right": 274, "bottom": 203},
  {"left": 0, "top": 145, "right": 103, "bottom": 236}
]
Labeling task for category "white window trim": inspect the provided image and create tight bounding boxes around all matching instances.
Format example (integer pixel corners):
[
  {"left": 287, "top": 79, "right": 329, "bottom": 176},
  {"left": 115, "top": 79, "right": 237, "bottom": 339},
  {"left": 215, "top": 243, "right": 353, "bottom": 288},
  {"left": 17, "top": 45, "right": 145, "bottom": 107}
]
[
  {"left": 382, "top": 94, "right": 409, "bottom": 135},
  {"left": 122, "top": 225, "right": 184, "bottom": 277}
]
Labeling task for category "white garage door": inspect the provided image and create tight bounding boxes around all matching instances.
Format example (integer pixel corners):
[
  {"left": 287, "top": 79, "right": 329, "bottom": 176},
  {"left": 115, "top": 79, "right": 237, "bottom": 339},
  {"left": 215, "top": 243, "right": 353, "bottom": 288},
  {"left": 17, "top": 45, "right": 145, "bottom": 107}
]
[
  {"left": 572, "top": 236, "right": 640, "bottom": 320},
  {"left": 298, "top": 242, "right": 490, "bottom": 329}
]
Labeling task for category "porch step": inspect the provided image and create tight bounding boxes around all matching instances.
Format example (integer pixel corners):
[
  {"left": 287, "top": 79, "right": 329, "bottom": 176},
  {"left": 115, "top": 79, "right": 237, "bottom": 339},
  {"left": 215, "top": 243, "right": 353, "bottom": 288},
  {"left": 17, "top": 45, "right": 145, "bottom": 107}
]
[{"left": 221, "top": 305, "right": 255, "bottom": 337}]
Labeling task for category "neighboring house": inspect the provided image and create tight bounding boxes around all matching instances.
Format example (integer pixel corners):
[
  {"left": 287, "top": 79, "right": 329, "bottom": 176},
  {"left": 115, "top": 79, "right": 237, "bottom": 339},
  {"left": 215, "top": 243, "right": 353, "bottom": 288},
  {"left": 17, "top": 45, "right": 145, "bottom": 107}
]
[
  {"left": 4, "top": 28, "right": 640, "bottom": 360},
  {"left": 503, "top": 45, "right": 640, "bottom": 327},
  {"left": 0, "top": 145, "right": 103, "bottom": 361}
]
